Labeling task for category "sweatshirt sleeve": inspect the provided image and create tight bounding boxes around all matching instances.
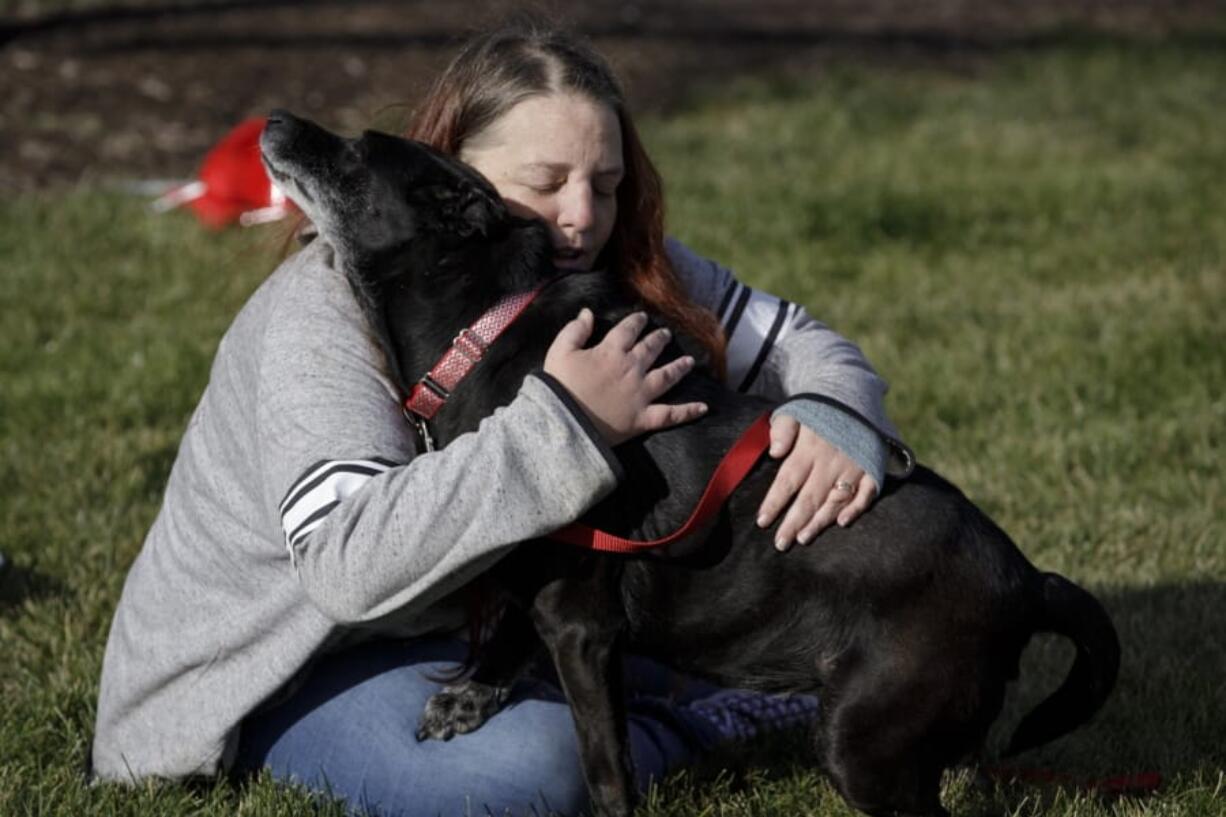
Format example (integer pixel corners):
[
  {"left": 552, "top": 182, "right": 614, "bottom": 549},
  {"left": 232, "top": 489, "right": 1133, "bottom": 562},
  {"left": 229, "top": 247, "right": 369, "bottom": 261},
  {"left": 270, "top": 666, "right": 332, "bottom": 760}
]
[
  {"left": 254, "top": 245, "right": 620, "bottom": 626},
  {"left": 666, "top": 237, "right": 914, "bottom": 481}
]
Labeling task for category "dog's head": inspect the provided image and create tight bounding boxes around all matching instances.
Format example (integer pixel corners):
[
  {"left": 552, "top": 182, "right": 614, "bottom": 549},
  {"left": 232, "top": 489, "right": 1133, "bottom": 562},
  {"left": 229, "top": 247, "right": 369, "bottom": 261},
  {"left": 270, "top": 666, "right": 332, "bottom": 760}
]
[{"left": 260, "top": 110, "right": 551, "bottom": 307}]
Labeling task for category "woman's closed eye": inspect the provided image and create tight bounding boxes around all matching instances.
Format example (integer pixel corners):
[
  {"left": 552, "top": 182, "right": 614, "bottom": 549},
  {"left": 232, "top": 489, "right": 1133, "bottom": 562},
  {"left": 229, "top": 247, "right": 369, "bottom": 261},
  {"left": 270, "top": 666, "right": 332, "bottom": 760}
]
[
  {"left": 517, "top": 173, "right": 620, "bottom": 198},
  {"left": 525, "top": 180, "right": 564, "bottom": 194},
  {"left": 515, "top": 171, "right": 565, "bottom": 194},
  {"left": 594, "top": 170, "right": 623, "bottom": 197}
]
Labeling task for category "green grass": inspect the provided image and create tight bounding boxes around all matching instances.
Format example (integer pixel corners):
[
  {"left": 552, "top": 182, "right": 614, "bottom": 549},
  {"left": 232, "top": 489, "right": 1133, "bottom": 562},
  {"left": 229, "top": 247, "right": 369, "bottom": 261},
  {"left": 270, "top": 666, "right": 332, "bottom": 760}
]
[{"left": 3, "top": 41, "right": 1225, "bottom": 816}]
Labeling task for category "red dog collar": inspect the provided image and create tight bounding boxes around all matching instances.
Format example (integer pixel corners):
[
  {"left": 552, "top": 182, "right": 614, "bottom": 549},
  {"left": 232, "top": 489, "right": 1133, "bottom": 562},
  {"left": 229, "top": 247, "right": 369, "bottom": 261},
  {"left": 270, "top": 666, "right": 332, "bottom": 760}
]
[{"left": 405, "top": 287, "right": 544, "bottom": 421}]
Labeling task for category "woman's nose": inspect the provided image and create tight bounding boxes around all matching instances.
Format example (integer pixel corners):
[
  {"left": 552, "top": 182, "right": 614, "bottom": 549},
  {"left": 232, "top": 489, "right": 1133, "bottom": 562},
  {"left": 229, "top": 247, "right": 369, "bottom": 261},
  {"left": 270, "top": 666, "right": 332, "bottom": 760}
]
[{"left": 557, "top": 184, "right": 595, "bottom": 234}]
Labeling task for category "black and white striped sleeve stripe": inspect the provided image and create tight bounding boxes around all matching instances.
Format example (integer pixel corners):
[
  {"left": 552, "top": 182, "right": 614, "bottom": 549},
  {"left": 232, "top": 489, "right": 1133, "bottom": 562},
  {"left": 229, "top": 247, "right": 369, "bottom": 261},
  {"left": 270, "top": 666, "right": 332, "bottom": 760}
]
[
  {"left": 718, "top": 282, "right": 796, "bottom": 393},
  {"left": 279, "top": 458, "right": 398, "bottom": 553}
]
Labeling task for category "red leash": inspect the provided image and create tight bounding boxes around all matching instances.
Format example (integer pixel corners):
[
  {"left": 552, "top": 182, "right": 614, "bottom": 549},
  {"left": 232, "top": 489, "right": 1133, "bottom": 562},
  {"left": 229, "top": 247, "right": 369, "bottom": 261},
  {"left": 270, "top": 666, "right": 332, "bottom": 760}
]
[
  {"left": 550, "top": 412, "right": 773, "bottom": 553},
  {"left": 983, "top": 766, "right": 1162, "bottom": 798}
]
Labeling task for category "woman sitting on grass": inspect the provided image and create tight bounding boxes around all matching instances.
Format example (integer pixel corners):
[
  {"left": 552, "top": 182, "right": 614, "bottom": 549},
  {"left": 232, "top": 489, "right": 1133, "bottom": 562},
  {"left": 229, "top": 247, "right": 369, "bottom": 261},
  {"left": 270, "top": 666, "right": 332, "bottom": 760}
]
[{"left": 92, "top": 20, "right": 911, "bottom": 817}]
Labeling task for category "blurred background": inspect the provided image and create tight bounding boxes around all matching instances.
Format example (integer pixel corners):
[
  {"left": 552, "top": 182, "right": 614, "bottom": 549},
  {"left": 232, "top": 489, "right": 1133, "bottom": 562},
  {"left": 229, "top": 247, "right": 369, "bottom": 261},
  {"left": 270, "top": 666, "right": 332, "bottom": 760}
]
[{"left": 3, "top": 0, "right": 1226, "bottom": 190}]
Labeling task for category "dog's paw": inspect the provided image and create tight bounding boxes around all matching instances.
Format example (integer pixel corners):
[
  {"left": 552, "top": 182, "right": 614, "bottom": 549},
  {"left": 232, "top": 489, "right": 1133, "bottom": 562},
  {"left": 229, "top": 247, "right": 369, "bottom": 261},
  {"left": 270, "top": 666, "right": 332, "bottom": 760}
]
[{"left": 415, "top": 681, "right": 510, "bottom": 742}]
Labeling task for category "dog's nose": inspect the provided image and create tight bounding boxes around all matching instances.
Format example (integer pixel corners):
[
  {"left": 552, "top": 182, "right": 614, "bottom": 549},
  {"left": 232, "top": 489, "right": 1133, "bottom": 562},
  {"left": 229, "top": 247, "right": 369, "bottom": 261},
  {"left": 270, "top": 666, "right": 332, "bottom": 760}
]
[{"left": 259, "top": 110, "right": 302, "bottom": 156}]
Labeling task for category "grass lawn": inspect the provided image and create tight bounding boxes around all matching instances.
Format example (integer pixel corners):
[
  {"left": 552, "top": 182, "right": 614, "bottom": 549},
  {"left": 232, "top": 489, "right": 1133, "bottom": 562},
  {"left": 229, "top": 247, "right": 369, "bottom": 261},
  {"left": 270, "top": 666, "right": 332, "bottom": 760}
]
[{"left": 2, "top": 39, "right": 1224, "bottom": 816}]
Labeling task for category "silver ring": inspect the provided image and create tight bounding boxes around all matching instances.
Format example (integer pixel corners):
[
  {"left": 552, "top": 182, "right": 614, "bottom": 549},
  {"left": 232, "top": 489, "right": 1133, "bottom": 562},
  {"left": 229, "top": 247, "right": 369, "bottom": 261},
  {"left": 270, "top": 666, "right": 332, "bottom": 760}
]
[{"left": 834, "top": 480, "right": 856, "bottom": 494}]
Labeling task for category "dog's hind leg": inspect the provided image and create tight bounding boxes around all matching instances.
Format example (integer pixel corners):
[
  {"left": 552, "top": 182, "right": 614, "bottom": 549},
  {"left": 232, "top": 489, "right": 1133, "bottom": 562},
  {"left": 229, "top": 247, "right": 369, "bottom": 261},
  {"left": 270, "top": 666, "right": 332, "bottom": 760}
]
[
  {"left": 821, "top": 701, "right": 950, "bottom": 817},
  {"left": 416, "top": 605, "right": 542, "bottom": 741},
  {"left": 817, "top": 647, "right": 957, "bottom": 817}
]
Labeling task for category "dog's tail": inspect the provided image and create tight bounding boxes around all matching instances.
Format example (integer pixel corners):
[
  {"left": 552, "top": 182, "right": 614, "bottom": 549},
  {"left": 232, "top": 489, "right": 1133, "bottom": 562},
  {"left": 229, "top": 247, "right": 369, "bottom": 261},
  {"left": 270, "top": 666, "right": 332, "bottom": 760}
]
[{"left": 1004, "top": 572, "right": 1121, "bottom": 756}]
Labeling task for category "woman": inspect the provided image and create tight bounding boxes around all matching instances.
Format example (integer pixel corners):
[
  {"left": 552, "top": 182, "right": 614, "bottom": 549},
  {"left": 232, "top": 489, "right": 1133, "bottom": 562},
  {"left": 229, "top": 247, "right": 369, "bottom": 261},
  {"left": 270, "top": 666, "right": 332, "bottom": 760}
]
[{"left": 92, "top": 21, "right": 911, "bottom": 817}]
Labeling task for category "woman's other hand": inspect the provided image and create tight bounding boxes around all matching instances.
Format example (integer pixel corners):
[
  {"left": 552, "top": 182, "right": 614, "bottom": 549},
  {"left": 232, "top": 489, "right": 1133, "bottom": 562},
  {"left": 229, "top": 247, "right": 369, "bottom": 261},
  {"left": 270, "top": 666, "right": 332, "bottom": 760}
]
[
  {"left": 544, "top": 309, "right": 706, "bottom": 446},
  {"left": 755, "top": 415, "right": 878, "bottom": 551}
]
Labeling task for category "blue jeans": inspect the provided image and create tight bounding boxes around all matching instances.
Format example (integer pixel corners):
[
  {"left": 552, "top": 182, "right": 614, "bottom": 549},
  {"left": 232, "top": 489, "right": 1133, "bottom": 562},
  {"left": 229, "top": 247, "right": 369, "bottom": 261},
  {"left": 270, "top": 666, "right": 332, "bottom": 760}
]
[{"left": 236, "top": 637, "right": 819, "bottom": 817}]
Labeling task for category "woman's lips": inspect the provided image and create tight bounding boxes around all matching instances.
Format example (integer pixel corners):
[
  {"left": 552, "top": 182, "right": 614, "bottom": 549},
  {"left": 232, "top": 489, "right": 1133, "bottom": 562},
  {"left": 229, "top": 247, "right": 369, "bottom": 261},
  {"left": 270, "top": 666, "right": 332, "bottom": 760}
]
[{"left": 553, "top": 247, "right": 588, "bottom": 268}]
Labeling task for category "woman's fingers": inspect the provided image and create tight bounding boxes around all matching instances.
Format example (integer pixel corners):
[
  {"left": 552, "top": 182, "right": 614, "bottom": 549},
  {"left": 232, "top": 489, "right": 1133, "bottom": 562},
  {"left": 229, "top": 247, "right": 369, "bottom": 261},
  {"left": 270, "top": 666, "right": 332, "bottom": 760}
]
[
  {"left": 781, "top": 472, "right": 859, "bottom": 549},
  {"left": 794, "top": 472, "right": 861, "bottom": 545},
  {"left": 545, "top": 308, "right": 595, "bottom": 357},
  {"left": 773, "top": 482, "right": 821, "bottom": 551},
  {"left": 603, "top": 311, "right": 651, "bottom": 352},
  {"left": 630, "top": 326, "right": 672, "bottom": 367},
  {"left": 756, "top": 456, "right": 808, "bottom": 534},
  {"left": 543, "top": 309, "right": 703, "bottom": 445},
  {"left": 637, "top": 354, "right": 703, "bottom": 432},
  {"left": 757, "top": 423, "right": 881, "bottom": 549},
  {"left": 836, "top": 473, "right": 878, "bottom": 528},
  {"left": 637, "top": 401, "right": 708, "bottom": 433},
  {"left": 642, "top": 354, "right": 694, "bottom": 395},
  {"left": 769, "top": 414, "right": 800, "bottom": 458}
]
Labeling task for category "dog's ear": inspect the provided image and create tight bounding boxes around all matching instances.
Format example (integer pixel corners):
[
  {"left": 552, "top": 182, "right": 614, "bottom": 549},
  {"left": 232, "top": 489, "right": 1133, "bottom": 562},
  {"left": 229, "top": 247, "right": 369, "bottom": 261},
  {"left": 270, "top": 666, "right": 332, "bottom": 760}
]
[{"left": 450, "top": 186, "right": 505, "bottom": 240}]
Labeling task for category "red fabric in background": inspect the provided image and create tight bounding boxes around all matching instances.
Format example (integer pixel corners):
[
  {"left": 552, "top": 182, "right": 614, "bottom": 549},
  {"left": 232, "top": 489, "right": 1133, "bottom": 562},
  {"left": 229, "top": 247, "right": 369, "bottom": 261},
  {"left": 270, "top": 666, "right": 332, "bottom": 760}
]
[{"left": 158, "top": 117, "right": 296, "bottom": 229}]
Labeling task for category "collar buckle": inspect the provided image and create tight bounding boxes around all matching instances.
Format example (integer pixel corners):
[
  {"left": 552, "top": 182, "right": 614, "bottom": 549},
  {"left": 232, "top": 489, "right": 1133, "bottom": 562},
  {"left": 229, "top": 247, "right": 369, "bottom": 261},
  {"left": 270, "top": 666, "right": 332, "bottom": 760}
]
[
  {"left": 419, "top": 373, "right": 450, "bottom": 400},
  {"left": 452, "top": 327, "right": 489, "bottom": 363}
]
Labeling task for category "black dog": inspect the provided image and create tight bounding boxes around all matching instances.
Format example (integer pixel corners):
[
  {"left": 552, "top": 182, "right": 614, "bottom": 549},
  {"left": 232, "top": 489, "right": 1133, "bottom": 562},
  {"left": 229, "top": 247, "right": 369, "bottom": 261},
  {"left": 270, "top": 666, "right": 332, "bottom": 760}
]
[{"left": 259, "top": 110, "right": 1120, "bottom": 817}]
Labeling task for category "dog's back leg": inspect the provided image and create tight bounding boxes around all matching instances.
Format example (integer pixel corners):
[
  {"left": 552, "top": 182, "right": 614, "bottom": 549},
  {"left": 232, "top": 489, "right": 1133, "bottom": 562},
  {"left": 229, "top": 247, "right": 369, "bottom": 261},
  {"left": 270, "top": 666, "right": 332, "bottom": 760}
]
[
  {"left": 821, "top": 700, "right": 950, "bottom": 817},
  {"left": 818, "top": 646, "right": 963, "bottom": 817}
]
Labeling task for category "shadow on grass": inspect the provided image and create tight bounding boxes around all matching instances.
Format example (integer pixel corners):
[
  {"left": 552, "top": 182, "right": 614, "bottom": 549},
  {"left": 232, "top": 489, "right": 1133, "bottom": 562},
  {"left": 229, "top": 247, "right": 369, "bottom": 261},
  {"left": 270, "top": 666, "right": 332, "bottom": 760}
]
[
  {"left": 673, "top": 582, "right": 1223, "bottom": 814},
  {"left": 991, "top": 582, "right": 1226, "bottom": 777},
  {"left": 0, "top": 560, "right": 67, "bottom": 613}
]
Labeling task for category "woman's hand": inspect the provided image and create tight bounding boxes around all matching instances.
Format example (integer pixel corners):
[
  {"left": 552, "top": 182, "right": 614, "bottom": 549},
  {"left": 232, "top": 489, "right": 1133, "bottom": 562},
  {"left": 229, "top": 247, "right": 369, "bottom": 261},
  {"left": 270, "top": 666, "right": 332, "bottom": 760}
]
[
  {"left": 544, "top": 309, "right": 706, "bottom": 446},
  {"left": 756, "top": 415, "right": 878, "bottom": 551}
]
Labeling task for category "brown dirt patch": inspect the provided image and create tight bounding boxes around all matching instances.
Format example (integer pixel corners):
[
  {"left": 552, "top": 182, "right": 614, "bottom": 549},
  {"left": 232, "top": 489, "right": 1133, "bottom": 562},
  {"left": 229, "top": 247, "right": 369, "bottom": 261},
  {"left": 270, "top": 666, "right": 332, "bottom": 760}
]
[{"left": 2, "top": 0, "right": 1222, "bottom": 192}]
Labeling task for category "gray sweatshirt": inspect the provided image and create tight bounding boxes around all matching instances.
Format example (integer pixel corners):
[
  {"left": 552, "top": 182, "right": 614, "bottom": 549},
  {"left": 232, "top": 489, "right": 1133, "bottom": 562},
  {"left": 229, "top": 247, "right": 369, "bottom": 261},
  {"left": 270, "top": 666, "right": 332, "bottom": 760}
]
[{"left": 91, "top": 237, "right": 910, "bottom": 782}]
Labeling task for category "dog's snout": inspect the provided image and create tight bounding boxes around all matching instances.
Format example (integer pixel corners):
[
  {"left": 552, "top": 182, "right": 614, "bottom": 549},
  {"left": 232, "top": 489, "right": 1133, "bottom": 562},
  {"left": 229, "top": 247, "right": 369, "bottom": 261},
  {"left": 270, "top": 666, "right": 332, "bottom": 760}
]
[
  {"left": 260, "top": 109, "right": 307, "bottom": 158},
  {"left": 265, "top": 109, "right": 294, "bottom": 129}
]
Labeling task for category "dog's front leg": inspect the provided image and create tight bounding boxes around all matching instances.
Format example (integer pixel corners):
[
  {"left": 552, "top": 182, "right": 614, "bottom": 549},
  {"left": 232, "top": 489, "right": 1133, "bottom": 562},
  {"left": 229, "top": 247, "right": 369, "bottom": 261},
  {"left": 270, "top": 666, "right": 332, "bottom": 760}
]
[
  {"left": 417, "top": 604, "right": 542, "bottom": 741},
  {"left": 531, "top": 560, "right": 635, "bottom": 817}
]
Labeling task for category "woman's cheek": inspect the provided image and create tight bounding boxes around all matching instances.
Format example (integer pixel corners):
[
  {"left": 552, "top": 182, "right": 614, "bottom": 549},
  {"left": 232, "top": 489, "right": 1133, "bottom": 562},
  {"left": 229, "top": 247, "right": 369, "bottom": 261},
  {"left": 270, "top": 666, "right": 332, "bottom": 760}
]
[{"left": 502, "top": 191, "right": 554, "bottom": 224}]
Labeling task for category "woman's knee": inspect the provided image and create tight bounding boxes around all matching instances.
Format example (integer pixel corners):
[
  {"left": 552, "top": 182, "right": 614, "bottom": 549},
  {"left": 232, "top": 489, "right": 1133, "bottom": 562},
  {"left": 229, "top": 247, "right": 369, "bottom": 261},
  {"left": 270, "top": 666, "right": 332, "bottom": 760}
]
[
  {"left": 238, "top": 640, "right": 707, "bottom": 816},
  {"left": 242, "top": 654, "right": 590, "bottom": 815},
  {"left": 431, "top": 691, "right": 591, "bottom": 816}
]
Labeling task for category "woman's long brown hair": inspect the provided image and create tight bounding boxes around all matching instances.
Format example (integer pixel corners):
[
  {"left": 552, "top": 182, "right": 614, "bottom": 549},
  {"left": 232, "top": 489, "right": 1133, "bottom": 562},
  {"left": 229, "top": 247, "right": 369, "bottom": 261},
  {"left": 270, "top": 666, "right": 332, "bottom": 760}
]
[{"left": 405, "top": 22, "right": 727, "bottom": 376}]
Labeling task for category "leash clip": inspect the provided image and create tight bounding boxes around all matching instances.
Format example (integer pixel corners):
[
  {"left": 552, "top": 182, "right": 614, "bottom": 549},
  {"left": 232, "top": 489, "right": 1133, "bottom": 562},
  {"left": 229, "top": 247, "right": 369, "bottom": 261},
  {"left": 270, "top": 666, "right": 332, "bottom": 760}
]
[{"left": 404, "top": 407, "right": 436, "bottom": 453}]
